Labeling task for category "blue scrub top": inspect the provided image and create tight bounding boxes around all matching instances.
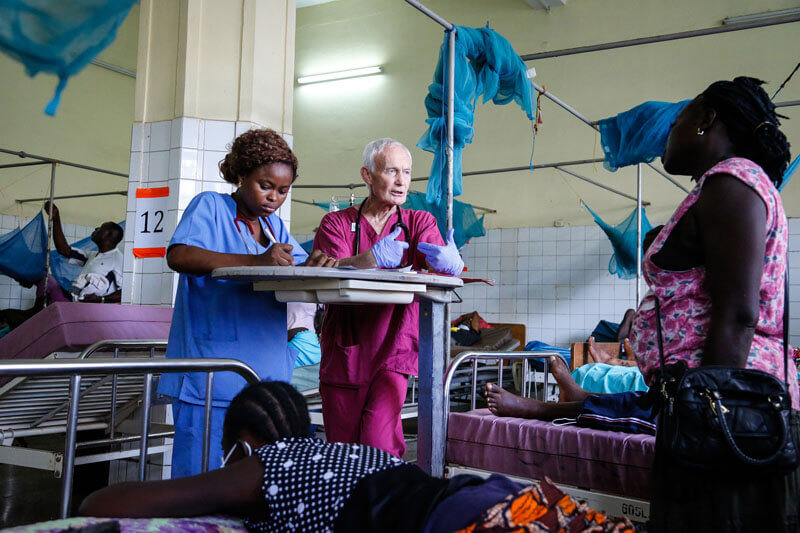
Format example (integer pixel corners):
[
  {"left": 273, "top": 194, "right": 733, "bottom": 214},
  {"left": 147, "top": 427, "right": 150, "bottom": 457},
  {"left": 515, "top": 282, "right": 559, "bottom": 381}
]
[{"left": 158, "top": 191, "right": 308, "bottom": 407}]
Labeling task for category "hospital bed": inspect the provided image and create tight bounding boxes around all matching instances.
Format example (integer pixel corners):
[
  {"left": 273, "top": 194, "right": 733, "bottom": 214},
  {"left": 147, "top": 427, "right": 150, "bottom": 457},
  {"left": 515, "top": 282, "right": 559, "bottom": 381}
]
[
  {"left": 443, "top": 350, "right": 653, "bottom": 523},
  {"left": 0, "top": 356, "right": 261, "bottom": 520}
]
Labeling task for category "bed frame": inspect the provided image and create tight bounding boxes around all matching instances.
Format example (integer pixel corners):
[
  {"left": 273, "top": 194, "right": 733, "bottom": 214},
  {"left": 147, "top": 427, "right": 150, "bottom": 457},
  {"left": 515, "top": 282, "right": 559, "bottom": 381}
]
[
  {"left": 442, "top": 350, "right": 651, "bottom": 523},
  {"left": 0, "top": 347, "right": 261, "bottom": 518}
]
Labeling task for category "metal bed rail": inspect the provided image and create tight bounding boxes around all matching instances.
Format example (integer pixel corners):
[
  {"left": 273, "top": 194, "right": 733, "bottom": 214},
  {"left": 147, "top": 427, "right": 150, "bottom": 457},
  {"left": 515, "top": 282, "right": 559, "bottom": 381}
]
[
  {"left": 0, "top": 341, "right": 169, "bottom": 440},
  {"left": 442, "top": 350, "right": 563, "bottom": 466},
  {"left": 0, "top": 357, "right": 260, "bottom": 518}
]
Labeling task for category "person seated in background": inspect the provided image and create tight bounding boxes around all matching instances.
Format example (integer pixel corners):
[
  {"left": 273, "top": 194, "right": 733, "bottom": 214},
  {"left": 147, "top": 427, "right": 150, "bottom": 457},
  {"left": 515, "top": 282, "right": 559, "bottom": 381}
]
[
  {"left": 78, "top": 380, "right": 634, "bottom": 533},
  {"left": 287, "top": 302, "right": 322, "bottom": 368},
  {"left": 45, "top": 201, "right": 123, "bottom": 303}
]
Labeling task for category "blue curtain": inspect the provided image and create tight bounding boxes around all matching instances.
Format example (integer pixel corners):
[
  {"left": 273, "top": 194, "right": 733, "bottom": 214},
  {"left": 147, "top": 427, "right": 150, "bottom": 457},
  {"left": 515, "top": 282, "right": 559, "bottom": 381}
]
[
  {"left": 0, "top": 212, "right": 47, "bottom": 283},
  {"left": 598, "top": 100, "right": 690, "bottom": 171},
  {"left": 585, "top": 203, "right": 653, "bottom": 280},
  {"left": 0, "top": 0, "right": 138, "bottom": 115},
  {"left": 418, "top": 26, "right": 534, "bottom": 206}
]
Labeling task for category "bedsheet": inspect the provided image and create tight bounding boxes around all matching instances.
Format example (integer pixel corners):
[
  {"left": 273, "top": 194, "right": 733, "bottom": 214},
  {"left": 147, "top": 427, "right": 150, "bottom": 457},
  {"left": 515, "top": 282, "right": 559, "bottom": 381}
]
[
  {"left": 3, "top": 515, "right": 246, "bottom": 532},
  {"left": 0, "top": 302, "right": 173, "bottom": 360},
  {"left": 446, "top": 409, "right": 654, "bottom": 498}
]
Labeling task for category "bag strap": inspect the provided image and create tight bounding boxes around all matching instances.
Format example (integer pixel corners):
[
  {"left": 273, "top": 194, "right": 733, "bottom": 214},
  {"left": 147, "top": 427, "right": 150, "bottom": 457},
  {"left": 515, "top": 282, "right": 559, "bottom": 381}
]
[
  {"left": 715, "top": 392, "right": 790, "bottom": 465},
  {"left": 654, "top": 297, "right": 667, "bottom": 372},
  {"left": 784, "top": 252, "right": 790, "bottom": 385}
]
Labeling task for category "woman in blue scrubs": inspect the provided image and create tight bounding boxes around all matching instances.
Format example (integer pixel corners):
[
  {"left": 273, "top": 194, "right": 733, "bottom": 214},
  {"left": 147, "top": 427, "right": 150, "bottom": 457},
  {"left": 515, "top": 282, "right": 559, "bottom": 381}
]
[{"left": 158, "top": 128, "right": 336, "bottom": 477}]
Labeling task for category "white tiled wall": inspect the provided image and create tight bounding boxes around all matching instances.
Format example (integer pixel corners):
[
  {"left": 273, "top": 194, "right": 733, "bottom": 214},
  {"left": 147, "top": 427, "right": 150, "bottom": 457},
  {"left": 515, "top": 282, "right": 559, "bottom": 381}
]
[
  {"left": 300, "top": 219, "right": 800, "bottom": 348},
  {"left": 0, "top": 214, "right": 94, "bottom": 311},
  {"left": 124, "top": 118, "right": 294, "bottom": 306},
  {"left": 452, "top": 226, "right": 638, "bottom": 346}
]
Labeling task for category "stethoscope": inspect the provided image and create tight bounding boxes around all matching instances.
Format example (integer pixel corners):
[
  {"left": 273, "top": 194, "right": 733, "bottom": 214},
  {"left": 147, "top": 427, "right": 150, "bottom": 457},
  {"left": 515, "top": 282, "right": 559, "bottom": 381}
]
[
  {"left": 353, "top": 200, "right": 412, "bottom": 268},
  {"left": 235, "top": 213, "right": 277, "bottom": 255}
]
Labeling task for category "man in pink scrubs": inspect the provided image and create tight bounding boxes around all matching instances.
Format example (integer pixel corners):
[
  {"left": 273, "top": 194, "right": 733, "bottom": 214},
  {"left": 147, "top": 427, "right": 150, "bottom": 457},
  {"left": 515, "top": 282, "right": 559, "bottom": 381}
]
[{"left": 313, "top": 138, "right": 464, "bottom": 457}]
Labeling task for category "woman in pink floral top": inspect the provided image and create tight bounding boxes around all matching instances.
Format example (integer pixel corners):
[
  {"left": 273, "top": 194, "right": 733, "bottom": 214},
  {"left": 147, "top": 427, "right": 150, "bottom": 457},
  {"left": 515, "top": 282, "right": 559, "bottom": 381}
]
[{"left": 637, "top": 77, "right": 798, "bottom": 532}]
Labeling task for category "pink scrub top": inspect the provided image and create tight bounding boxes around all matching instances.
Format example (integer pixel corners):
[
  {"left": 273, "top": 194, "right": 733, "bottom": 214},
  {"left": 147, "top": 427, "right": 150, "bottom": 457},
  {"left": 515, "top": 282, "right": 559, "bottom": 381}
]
[{"left": 313, "top": 206, "right": 444, "bottom": 386}]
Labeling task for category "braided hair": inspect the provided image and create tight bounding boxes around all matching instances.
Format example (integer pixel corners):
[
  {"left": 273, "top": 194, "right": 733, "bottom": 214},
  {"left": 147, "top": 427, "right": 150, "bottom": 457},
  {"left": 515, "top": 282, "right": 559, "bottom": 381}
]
[
  {"left": 700, "top": 77, "right": 791, "bottom": 188},
  {"left": 223, "top": 381, "right": 311, "bottom": 445}
]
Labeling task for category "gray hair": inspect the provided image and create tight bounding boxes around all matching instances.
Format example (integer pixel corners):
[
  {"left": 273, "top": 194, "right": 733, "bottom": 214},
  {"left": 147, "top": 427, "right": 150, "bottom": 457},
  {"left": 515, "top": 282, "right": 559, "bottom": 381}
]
[{"left": 362, "top": 138, "right": 412, "bottom": 172}]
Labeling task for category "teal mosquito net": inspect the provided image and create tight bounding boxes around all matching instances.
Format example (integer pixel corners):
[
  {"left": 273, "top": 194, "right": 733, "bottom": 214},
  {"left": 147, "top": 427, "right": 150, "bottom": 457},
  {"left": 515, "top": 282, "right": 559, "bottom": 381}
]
[
  {"left": 417, "top": 25, "right": 534, "bottom": 206},
  {"left": 308, "top": 192, "right": 486, "bottom": 249},
  {"left": 584, "top": 203, "right": 652, "bottom": 280},
  {"left": 598, "top": 100, "right": 690, "bottom": 172},
  {"left": 0, "top": 0, "right": 138, "bottom": 115},
  {"left": 403, "top": 191, "right": 485, "bottom": 249},
  {"left": 0, "top": 212, "right": 47, "bottom": 283}
]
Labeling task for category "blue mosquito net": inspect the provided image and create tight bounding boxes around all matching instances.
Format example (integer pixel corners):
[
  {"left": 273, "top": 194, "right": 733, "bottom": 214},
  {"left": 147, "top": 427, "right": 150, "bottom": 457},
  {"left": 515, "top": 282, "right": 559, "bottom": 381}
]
[
  {"left": 403, "top": 191, "right": 485, "bottom": 248},
  {"left": 0, "top": 0, "right": 138, "bottom": 115},
  {"left": 780, "top": 154, "right": 800, "bottom": 191},
  {"left": 418, "top": 25, "right": 534, "bottom": 206},
  {"left": 0, "top": 212, "right": 48, "bottom": 283},
  {"left": 584, "top": 203, "right": 653, "bottom": 280},
  {"left": 598, "top": 100, "right": 690, "bottom": 172}
]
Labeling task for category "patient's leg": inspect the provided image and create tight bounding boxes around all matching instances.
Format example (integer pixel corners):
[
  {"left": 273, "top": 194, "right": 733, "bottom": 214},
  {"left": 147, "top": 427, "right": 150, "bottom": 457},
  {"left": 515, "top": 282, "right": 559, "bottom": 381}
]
[
  {"left": 549, "top": 355, "right": 592, "bottom": 402},
  {"left": 485, "top": 383, "right": 583, "bottom": 419}
]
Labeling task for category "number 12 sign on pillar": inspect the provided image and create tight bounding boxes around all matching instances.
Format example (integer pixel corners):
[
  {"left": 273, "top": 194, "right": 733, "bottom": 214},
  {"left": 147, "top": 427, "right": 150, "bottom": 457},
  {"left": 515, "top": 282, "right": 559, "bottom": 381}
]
[{"left": 132, "top": 187, "right": 169, "bottom": 258}]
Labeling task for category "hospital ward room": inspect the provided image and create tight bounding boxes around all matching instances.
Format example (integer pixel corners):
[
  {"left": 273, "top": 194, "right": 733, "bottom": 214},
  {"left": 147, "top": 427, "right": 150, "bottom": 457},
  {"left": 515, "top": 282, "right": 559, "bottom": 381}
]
[{"left": 1, "top": 0, "right": 800, "bottom": 531}]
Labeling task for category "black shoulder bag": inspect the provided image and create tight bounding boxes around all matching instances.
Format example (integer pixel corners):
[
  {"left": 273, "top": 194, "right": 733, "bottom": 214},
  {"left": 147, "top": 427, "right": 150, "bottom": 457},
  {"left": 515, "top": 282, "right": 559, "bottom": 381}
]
[{"left": 654, "top": 264, "right": 798, "bottom": 473}]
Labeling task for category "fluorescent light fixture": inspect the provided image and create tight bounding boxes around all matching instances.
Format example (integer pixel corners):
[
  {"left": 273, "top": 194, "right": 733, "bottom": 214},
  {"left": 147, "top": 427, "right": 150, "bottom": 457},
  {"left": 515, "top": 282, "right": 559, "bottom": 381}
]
[
  {"left": 723, "top": 7, "right": 800, "bottom": 25},
  {"left": 297, "top": 66, "right": 383, "bottom": 85}
]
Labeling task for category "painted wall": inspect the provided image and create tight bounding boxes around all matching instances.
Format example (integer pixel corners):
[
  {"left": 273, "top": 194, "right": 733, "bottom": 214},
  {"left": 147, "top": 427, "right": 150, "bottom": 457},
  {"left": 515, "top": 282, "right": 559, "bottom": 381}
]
[
  {"left": 291, "top": 0, "right": 800, "bottom": 234},
  {"left": 0, "top": 5, "right": 139, "bottom": 228}
]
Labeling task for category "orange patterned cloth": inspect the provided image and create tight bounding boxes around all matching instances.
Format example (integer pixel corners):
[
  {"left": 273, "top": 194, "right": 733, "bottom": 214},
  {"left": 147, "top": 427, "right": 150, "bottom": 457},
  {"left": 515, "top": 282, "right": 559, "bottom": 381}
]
[{"left": 455, "top": 478, "right": 636, "bottom": 533}]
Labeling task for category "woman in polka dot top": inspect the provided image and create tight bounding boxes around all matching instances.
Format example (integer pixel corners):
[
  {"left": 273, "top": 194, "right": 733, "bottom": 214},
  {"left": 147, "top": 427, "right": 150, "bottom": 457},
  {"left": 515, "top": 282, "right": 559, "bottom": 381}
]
[{"left": 78, "top": 381, "right": 634, "bottom": 532}]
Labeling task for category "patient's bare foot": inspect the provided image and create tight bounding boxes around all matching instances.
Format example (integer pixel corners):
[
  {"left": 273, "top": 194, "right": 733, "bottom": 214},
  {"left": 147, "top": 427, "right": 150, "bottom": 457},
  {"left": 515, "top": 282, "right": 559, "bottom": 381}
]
[
  {"left": 485, "top": 383, "right": 546, "bottom": 418},
  {"left": 549, "top": 356, "right": 591, "bottom": 402},
  {"left": 587, "top": 336, "right": 615, "bottom": 364}
]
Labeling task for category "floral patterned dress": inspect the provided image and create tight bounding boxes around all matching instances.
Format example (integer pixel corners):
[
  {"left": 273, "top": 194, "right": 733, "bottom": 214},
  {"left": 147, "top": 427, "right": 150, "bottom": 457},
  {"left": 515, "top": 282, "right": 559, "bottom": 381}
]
[{"left": 630, "top": 157, "right": 800, "bottom": 410}]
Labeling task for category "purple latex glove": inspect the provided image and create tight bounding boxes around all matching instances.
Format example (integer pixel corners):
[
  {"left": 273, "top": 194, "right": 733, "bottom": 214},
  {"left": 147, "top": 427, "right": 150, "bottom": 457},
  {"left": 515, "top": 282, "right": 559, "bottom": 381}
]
[
  {"left": 370, "top": 227, "right": 409, "bottom": 268},
  {"left": 417, "top": 228, "right": 464, "bottom": 276}
]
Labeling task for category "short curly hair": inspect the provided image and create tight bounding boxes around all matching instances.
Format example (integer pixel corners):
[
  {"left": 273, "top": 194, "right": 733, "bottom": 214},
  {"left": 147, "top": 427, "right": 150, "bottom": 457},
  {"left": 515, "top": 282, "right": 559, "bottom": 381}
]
[{"left": 219, "top": 128, "right": 298, "bottom": 185}]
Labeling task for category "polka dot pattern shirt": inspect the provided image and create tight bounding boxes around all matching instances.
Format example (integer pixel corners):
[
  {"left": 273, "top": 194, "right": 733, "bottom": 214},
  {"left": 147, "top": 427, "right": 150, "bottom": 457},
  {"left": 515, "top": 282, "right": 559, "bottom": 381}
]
[{"left": 243, "top": 437, "right": 404, "bottom": 532}]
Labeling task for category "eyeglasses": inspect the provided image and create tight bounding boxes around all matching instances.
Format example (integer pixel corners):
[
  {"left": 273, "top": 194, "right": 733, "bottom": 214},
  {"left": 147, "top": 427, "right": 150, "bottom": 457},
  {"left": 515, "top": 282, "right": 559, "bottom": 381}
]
[{"left": 221, "top": 440, "right": 253, "bottom": 468}]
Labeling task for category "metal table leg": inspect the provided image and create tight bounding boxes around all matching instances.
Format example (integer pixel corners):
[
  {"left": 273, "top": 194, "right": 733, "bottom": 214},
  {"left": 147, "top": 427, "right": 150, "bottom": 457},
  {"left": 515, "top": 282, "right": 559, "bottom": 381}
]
[{"left": 417, "top": 300, "right": 446, "bottom": 477}]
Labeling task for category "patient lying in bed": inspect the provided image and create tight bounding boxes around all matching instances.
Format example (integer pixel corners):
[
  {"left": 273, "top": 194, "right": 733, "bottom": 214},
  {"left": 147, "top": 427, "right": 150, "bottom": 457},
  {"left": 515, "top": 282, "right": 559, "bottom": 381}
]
[
  {"left": 77, "top": 381, "right": 635, "bottom": 533},
  {"left": 486, "top": 338, "right": 649, "bottom": 425}
]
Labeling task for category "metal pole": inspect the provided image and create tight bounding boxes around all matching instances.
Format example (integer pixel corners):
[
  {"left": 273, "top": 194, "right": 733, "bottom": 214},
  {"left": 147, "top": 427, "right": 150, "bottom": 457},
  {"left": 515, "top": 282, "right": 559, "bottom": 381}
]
[
  {"left": 60, "top": 374, "right": 81, "bottom": 518},
  {"left": 531, "top": 85, "right": 689, "bottom": 194},
  {"left": 0, "top": 161, "right": 49, "bottom": 170},
  {"left": 17, "top": 191, "right": 127, "bottom": 204},
  {"left": 556, "top": 166, "right": 648, "bottom": 204},
  {"left": 520, "top": 13, "right": 800, "bottom": 61},
  {"left": 403, "top": 0, "right": 454, "bottom": 30},
  {"left": 202, "top": 372, "right": 214, "bottom": 473},
  {"left": 138, "top": 373, "right": 153, "bottom": 481},
  {"left": 775, "top": 99, "right": 800, "bottom": 108},
  {"left": 45, "top": 163, "right": 56, "bottom": 297},
  {"left": 444, "top": 26, "right": 456, "bottom": 385},
  {"left": 470, "top": 359, "right": 478, "bottom": 410},
  {"left": 636, "top": 164, "right": 643, "bottom": 305},
  {"left": 0, "top": 148, "right": 128, "bottom": 178},
  {"left": 110, "top": 348, "right": 119, "bottom": 439}
]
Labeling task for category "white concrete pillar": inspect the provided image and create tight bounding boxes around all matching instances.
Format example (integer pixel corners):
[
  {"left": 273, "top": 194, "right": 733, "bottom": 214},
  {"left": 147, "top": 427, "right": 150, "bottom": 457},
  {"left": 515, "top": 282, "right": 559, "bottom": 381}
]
[{"left": 123, "top": 0, "right": 296, "bottom": 307}]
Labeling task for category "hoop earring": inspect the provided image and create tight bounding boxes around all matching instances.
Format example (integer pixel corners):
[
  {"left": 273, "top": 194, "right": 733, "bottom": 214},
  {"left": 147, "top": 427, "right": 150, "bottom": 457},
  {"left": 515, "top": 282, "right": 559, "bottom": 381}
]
[{"left": 697, "top": 128, "right": 705, "bottom": 136}]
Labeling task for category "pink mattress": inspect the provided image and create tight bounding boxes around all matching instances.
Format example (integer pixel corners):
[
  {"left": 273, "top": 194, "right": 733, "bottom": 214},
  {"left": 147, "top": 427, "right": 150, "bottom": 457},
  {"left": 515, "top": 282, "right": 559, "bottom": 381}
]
[
  {"left": 446, "top": 409, "right": 655, "bottom": 499},
  {"left": 0, "top": 302, "right": 173, "bottom": 360}
]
